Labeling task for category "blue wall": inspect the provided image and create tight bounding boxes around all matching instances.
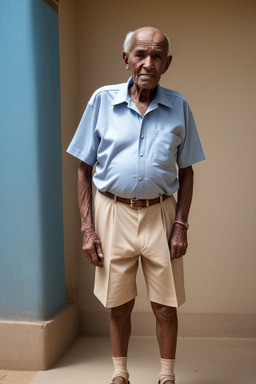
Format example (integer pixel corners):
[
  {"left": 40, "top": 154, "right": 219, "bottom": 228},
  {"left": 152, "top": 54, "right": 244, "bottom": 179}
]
[{"left": 0, "top": 0, "right": 66, "bottom": 320}]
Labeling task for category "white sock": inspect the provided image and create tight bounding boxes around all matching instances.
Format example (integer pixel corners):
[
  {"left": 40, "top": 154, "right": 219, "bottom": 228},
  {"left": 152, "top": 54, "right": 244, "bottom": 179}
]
[
  {"left": 112, "top": 356, "right": 129, "bottom": 383},
  {"left": 159, "top": 358, "right": 175, "bottom": 384}
]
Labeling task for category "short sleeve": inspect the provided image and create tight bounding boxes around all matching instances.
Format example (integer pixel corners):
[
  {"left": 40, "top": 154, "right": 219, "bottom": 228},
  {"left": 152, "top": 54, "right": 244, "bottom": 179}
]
[
  {"left": 177, "top": 102, "right": 205, "bottom": 168},
  {"left": 66, "top": 103, "right": 100, "bottom": 166}
]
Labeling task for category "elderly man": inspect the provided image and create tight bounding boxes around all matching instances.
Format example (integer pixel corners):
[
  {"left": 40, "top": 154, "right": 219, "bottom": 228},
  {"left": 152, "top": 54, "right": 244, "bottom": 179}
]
[{"left": 67, "top": 27, "right": 205, "bottom": 384}]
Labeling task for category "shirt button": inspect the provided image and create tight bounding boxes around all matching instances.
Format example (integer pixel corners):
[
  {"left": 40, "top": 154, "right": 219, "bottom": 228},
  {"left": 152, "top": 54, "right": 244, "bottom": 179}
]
[
  {"left": 141, "top": 135, "right": 144, "bottom": 139},
  {"left": 139, "top": 177, "right": 142, "bottom": 181},
  {"left": 140, "top": 153, "right": 144, "bottom": 157}
]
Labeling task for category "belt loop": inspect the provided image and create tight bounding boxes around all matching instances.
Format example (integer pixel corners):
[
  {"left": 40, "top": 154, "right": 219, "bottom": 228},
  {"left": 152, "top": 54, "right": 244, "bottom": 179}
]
[
  {"left": 160, "top": 195, "right": 163, "bottom": 204},
  {"left": 114, "top": 195, "right": 117, "bottom": 202},
  {"left": 146, "top": 199, "right": 149, "bottom": 208}
]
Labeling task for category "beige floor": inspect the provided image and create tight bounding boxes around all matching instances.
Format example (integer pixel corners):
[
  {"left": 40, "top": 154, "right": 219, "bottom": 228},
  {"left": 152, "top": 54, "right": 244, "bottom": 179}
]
[
  {"left": 2, "top": 337, "right": 256, "bottom": 384},
  {"left": 0, "top": 371, "right": 36, "bottom": 384}
]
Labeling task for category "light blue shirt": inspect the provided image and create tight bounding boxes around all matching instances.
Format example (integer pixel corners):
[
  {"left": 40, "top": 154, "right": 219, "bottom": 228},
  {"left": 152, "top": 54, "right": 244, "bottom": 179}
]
[{"left": 67, "top": 77, "right": 205, "bottom": 199}]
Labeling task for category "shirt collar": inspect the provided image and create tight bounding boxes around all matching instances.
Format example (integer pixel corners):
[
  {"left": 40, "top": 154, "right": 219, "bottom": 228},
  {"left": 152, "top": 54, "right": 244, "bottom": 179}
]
[
  {"left": 111, "top": 77, "right": 132, "bottom": 106},
  {"left": 112, "top": 76, "right": 172, "bottom": 109}
]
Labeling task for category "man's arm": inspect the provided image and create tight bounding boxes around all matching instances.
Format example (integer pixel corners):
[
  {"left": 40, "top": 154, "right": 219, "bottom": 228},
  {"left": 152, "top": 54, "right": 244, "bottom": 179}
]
[
  {"left": 169, "top": 165, "right": 194, "bottom": 259},
  {"left": 77, "top": 162, "right": 103, "bottom": 267}
]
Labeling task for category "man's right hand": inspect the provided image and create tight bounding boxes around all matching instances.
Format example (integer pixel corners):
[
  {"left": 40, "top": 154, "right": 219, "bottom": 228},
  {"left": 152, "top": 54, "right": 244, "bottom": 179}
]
[{"left": 82, "top": 226, "right": 104, "bottom": 268}]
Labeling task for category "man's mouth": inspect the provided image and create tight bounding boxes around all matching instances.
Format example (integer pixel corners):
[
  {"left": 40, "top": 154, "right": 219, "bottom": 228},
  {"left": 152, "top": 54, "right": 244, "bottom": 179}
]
[{"left": 139, "top": 74, "right": 155, "bottom": 78}]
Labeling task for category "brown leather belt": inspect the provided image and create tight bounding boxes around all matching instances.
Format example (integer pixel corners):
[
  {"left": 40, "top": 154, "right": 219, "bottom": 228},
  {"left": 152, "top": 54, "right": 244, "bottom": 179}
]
[{"left": 99, "top": 191, "right": 169, "bottom": 208}]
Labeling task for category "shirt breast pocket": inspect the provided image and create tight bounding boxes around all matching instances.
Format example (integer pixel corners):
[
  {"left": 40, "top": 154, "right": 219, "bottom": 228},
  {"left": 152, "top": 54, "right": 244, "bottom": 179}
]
[{"left": 153, "top": 133, "right": 182, "bottom": 168}]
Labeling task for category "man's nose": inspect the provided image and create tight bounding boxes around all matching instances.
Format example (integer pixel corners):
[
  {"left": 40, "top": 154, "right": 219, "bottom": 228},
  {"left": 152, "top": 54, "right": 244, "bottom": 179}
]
[{"left": 143, "top": 56, "right": 154, "bottom": 69}]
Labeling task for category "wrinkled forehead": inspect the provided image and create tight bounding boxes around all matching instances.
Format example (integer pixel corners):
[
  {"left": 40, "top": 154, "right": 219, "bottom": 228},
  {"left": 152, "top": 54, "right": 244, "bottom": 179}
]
[{"left": 131, "top": 29, "right": 168, "bottom": 54}]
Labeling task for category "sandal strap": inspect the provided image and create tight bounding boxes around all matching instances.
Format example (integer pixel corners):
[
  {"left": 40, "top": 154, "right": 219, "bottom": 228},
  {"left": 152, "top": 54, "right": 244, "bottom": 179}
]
[{"left": 110, "top": 381, "right": 130, "bottom": 384}]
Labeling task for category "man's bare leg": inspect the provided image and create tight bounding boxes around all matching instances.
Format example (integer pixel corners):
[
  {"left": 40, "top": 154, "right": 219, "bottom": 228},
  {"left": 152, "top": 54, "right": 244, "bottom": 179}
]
[
  {"left": 110, "top": 299, "right": 135, "bottom": 384},
  {"left": 151, "top": 302, "right": 178, "bottom": 384}
]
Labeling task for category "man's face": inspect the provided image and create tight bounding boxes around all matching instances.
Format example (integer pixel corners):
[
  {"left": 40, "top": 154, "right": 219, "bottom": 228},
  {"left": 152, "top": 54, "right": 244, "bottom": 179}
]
[{"left": 123, "top": 28, "right": 172, "bottom": 91}]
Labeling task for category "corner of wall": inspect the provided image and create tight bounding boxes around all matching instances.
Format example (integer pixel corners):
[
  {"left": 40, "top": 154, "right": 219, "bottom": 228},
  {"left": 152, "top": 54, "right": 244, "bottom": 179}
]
[{"left": 0, "top": 304, "right": 80, "bottom": 370}]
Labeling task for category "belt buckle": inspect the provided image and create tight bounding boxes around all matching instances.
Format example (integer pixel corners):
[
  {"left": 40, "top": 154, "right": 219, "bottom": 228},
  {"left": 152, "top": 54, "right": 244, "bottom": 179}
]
[
  {"left": 130, "top": 199, "right": 141, "bottom": 209},
  {"left": 129, "top": 199, "right": 149, "bottom": 209}
]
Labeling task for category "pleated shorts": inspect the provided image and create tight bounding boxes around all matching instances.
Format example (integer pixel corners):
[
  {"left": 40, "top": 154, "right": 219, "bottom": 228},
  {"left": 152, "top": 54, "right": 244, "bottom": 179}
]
[{"left": 93, "top": 190, "right": 186, "bottom": 308}]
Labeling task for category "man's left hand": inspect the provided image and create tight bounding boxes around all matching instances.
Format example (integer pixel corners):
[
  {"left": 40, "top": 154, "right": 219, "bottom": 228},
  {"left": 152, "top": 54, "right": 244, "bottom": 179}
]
[{"left": 169, "top": 224, "right": 188, "bottom": 259}]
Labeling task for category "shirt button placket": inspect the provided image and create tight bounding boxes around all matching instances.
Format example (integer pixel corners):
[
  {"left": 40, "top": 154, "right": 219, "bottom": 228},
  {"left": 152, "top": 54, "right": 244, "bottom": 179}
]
[{"left": 137, "top": 117, "right": 145, "bottom": 198}]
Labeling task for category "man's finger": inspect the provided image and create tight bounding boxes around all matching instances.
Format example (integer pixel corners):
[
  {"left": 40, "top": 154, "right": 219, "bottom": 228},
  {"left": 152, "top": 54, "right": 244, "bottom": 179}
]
[
  {"left": 91, "top": 246, "right": 103, "bottom": 267},
  {"left": 85, "top": 249, "right": 102, "bottom": 267},
  {"left": 95, "top": 242, "right": 104, "bottom": 260},
  {"left": 170, "top": 245, "right": 177, "bottom": 259},
  {"left": 86, "top": 251, "right": 93, "bottom": 263},
  {"left": 170, "top": 242, "right": 188, "bottom": 259}
]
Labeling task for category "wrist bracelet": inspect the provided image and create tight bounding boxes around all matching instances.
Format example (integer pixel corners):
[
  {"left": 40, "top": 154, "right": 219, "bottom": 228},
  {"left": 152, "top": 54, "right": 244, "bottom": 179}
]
[{"left": 173, "top": 220, "right": 189, "bottom": 230}]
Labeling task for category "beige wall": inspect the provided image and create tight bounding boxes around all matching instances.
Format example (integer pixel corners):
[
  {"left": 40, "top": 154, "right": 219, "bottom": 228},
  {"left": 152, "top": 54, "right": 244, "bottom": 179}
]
[
  {"left": 59, "top": 0, "right": 80, "bottom": 303},
  {"left": 59, "top": 0, "right": 256, "bottom": 336}
]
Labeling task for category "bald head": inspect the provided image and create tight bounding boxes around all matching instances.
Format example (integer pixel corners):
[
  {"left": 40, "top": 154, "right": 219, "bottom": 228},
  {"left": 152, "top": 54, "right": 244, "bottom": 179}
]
[{"left": 123, "top": 27, "right": 171, "bottom": 56}]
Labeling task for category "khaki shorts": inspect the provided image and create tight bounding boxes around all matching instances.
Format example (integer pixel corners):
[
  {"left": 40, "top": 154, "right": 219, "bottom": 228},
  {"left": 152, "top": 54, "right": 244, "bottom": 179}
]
[{"left": 93, "top": 190, "right": 186, "bottom": 308}]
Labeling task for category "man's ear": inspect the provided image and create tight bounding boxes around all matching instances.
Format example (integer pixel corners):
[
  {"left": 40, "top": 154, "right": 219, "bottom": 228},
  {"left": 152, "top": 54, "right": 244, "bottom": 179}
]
[
  {"left": 123, "top": 51, "right": 130, "bottom": 70},
  {"left": 162, "top": 55, "right": 172, "bottom": 74}
]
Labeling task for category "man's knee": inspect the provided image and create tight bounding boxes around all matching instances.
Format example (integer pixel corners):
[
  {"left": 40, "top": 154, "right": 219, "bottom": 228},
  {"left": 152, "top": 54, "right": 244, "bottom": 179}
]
[
  {"left": 151, "top": 302, "right": 177, "bottom": 324},
  {"left": 111, "top": 299, "right": 135, "bottom": 320}
]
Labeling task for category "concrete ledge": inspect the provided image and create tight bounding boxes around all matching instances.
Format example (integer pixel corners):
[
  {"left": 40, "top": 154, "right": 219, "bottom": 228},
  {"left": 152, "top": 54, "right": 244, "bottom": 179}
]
[
  {"left": 80, "top": 310, "right": 256, "bottom": 338},
  {"left": 0, "top": 304, "right": 79, "bottom": 370}
]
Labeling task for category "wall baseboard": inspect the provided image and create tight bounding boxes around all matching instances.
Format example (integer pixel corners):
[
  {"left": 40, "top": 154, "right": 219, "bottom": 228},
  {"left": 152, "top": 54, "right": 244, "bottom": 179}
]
[
  {"left": 0, "top": 304, "right": 79, "bottom": 370},
  {"left": 80, "top": 310, "right": 256, "bottom": 338}
]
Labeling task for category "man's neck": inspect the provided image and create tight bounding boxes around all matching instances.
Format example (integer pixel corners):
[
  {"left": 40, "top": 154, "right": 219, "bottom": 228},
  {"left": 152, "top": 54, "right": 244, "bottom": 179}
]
[
  {"left": 129, "top": 83, "right": 156, "bottom": 102},
  {"left": 129, "top": 83, "right": 156, "bottom": 115}
]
